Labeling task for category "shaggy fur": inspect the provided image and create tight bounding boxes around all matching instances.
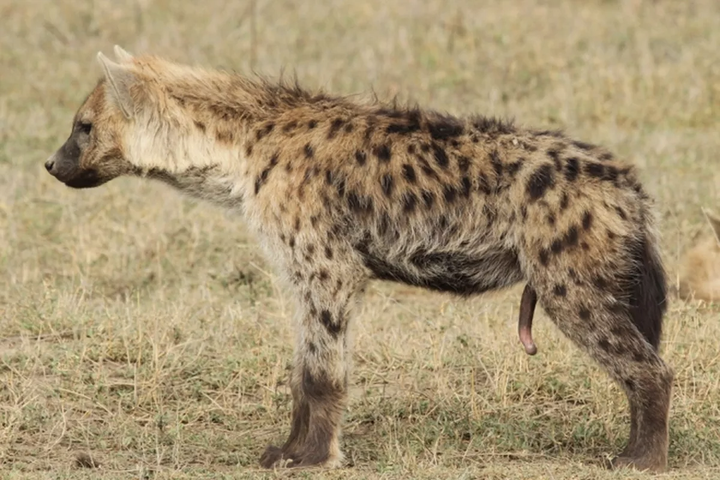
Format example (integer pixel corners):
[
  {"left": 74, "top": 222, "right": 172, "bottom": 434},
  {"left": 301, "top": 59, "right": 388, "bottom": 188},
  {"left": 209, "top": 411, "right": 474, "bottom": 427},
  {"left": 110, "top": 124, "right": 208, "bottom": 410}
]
[{"left": 45, "top": 46, "right": 674, "bottom": 472}]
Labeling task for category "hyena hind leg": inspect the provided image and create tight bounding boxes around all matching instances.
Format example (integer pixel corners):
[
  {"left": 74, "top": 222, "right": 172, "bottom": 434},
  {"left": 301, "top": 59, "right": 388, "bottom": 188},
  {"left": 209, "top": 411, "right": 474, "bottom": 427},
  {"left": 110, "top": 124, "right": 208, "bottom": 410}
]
[
  {"left": 532, "top": 274, "right": 672, "bottom": 472},
  {"left": 260, "top": 254, "right": 367, "bottom": 469}
]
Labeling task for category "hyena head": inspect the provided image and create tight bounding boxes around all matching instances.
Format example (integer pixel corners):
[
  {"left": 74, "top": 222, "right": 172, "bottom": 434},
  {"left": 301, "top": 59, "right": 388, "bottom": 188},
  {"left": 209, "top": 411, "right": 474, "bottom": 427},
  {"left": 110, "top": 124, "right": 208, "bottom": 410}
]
[{"left": 45, "top": 46, "right": 196, "bottom": 188}]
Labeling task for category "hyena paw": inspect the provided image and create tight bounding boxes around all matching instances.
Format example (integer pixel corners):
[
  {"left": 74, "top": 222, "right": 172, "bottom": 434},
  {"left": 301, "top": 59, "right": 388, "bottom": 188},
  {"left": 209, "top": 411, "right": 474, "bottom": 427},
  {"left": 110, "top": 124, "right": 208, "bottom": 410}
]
[
  {"left": 609, "top": 454, "right": 667, "bottom": 473},
  {"left": 259, "top": 444, "right": 340, "bottom": 469}
]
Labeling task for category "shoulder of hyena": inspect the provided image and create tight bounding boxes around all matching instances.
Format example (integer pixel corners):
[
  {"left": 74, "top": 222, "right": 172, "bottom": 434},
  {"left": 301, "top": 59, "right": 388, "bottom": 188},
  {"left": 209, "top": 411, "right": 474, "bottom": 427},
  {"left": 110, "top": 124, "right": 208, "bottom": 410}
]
[{"left": 678, "top": 208, "right": 720, "bottom": 301}]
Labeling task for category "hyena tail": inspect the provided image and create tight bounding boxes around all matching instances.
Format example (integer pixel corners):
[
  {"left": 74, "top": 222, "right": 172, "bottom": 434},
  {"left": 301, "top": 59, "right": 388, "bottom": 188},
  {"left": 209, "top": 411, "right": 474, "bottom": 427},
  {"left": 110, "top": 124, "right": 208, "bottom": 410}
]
[{"left": 628, "top": 228, "right": 668, "bottom": 351}]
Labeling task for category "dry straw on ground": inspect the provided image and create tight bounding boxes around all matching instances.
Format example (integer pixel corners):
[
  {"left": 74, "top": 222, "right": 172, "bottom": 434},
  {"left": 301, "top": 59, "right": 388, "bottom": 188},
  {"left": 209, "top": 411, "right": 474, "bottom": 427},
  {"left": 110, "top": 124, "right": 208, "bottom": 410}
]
[{"left": 0, "top": 0, "right": 719, "bottom": 478}]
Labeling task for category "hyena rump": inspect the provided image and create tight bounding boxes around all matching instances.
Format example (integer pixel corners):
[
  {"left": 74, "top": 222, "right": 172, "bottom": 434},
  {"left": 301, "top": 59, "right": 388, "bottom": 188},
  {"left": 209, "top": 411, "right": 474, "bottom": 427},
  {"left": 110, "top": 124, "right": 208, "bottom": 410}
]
[{"left": 46, "top": 47, "right": 673, "bottom": 472}]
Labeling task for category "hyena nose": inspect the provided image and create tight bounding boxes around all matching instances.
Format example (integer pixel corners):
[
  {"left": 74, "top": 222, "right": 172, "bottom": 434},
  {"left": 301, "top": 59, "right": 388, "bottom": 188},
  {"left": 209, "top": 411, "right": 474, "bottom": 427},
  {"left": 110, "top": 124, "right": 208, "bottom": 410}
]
[{"left": 45, "top": 159, "right": 55, "bottom": 173}]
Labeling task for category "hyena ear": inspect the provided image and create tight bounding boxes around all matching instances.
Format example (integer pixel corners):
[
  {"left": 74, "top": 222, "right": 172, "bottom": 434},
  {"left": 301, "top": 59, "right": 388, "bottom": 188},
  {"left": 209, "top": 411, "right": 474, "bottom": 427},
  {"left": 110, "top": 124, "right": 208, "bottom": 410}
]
[
  {"left": 97, "top": 52, "right": 137, "bottom": 119},
  {"left": 113, "top": 45, "right": 134, "bottom": 64},
  {"left": 703, "top": 208, "right": 720, "bottom": 242}
]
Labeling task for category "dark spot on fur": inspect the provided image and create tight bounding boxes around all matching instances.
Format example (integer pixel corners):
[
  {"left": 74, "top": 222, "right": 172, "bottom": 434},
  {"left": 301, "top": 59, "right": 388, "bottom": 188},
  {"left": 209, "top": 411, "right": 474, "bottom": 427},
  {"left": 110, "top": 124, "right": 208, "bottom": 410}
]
[
  {"left": 403, "top": 192, "right": 417, "bottom": 212},
  {"left": 553, "top": 284, "right": 567, "bottom": 297},
  {"left": 328, "top": 118, "right": 345, "bottom": 139},
  {"left": 432, "top": 143, "right": 449, "bottom": 169},
  {"left": 428, "top": 115, "right": 464, "bottom": 140},
  {"left": 565, "top": 157, "right": 580, "bottom": 182},
  {"left": 560, "top": 192, "right": 569, "bottom": 210},
  {"left": 461, "top": 176, "right": 472, "bottom": 197},
  {"left": 564, "top": 225, "right": 579, "bottom": 248},
  {"left": 599, "top": 152, "right": 614, "bottom": 161},
  {"left": 320, "top": 310, "right": 342, "bottom": 337},
  {"left": 381, "top": 174, "right": 394, "bottom": 197},
  {"left": 443, "top": 185, "right": 457, "bottom": 204},
  {"left": 355, "top": 150, "right": 367, "bottom": 166},
  {"left": 551, "top": 238, "right": 563, "bottom": 254},
  {"left": 547, "top": 147, "right": 563, "bottom": 170},
  {"left": 526, "top": 164, "right": 555, "bottom": 201},
  {"left": 593, "top": 276, "right": 608, "bottom": 289},
  {"left": 490, "top": 150, "right": 503, "bottom": 176},
  {"left": 308, "top": 119, "right": 317, "bottom": 129},
  {"left": 304, "top": 143, "right": 314, "bottom": 158},
  {"left": 324, "top": 245, "right": 333, "bottom": 259},
  {"left": 407, "top": 144, "right": 416, "bottom": 154},
  {"left": 607, "top": 229, "right": 617, "bottom": 240},
  {"left": 378, "top": 212, "right": 390, "bottom": 236},
  {"left": 253, "top": 153, "right": 279, "bottom": 194},
  {"left": 547, "top": 213, "right": 556, "bottom": 226},
  {"left": 582, "top": 211, "right": 593, "bottom": 230},
  {"left": 256, "top": 122, "right": 274, "bottom": 141},
  {"left": 458, "top": 156, "right": 471, "bottom": 173},
  {"left": 624, "top": 379, "right": 636, "bottom": 391},
  {"left": 579, "top": 307, "right": 591, "bottom": 320},
  {"left": 289, "top": 237, "right": 296, "bottom": 249},
  {"left": 598, "top": 338, "right": 611, "bottom": 352},
  {"left": 318, "top": 269, "right": 329, "bottom": 281},
  {"left": 471, "top": 116, "right": 515, "bottom": 135},
  {"left": 402, "top": 164, "right": 417, "bottom": 183},
  {"left": 422, "top": 190, "right": 435, "bottom": 209},
  {"left": 194, "top": 120, "right": 206, "bottom": 132},
  {"left": 586, "top": 162, "right": 605, "bottom": 178},
  {"left": 506, "top": 158, "right": 524, "bottom": 176},
  {"left": 347, "top": 191, "right": 373, "bottom": 214},
  {"left": 374, "top": 144, "right": 392, "bottom": 163},
  {"left": 539, "top": 248, "right": 550, "bottom": 266},
  {"left": 419, "top": 160, "right": 438, "bottom": 179},
  {"left": 344, "top": 122, "right": 354, "bottom": 133},
  {"left": 386, "top": 111, "right": 422, "bottom": 135}
]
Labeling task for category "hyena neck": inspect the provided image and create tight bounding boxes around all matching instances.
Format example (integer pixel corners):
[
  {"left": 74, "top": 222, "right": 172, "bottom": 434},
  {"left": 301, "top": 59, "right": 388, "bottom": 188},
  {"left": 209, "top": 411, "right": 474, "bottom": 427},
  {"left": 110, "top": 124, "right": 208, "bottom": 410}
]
[{"left": 131, "top": 71, "right": 297, "bottom": 209}]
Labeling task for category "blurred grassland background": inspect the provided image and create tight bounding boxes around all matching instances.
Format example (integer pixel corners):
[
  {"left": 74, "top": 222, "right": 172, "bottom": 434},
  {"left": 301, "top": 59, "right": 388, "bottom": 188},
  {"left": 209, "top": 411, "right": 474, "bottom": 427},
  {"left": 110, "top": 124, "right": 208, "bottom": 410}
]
[{"left": 0, "top": 0, "right": 719, "bottom": 478}]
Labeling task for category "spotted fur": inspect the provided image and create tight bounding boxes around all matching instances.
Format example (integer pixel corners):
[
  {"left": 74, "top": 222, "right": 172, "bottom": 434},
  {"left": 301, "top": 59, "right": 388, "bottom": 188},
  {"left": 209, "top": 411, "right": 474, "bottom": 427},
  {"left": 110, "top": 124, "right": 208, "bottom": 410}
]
[{"left": 45, "top": 47, "right": 673, "bottom": 472}]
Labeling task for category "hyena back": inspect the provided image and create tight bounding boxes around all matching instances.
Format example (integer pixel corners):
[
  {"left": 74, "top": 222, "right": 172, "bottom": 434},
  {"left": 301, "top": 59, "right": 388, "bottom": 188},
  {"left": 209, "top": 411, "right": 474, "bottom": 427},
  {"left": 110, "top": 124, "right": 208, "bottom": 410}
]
[{"left": 45, "top": 46, "right": 672, "bottom": 472}]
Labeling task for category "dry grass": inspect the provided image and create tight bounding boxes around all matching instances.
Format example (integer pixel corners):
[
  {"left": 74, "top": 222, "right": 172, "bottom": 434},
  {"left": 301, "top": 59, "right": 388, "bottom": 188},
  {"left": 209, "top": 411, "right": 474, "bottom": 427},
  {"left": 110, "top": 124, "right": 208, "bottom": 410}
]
[{"left": 1, "top": 0, "right": 720, "bottom": 478}]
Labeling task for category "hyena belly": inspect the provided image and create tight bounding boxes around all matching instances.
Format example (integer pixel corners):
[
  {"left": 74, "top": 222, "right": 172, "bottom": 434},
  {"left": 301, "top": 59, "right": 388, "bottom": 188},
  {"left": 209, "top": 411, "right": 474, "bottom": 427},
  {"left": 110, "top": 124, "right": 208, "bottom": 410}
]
[
  {"left": 355, "top": 241, "right": 523, "bottom": 295},
  {"left": 350, "top": 203, "right": 524, "bottom": 295}
]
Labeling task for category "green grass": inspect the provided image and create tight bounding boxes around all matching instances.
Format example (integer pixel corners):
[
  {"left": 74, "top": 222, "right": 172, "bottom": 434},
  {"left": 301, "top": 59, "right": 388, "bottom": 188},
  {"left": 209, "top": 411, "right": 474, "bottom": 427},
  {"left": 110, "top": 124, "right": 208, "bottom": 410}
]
[{"left": 1, "top": 0, "right": 720, "bottom": 478}]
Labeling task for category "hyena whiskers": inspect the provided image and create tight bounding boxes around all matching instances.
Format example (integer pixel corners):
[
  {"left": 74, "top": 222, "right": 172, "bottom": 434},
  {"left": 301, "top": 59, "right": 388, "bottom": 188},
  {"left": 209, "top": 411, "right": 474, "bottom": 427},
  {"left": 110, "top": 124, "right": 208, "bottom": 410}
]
[{"left": 45, "top": 46, "right": 673, "bottom": 472}]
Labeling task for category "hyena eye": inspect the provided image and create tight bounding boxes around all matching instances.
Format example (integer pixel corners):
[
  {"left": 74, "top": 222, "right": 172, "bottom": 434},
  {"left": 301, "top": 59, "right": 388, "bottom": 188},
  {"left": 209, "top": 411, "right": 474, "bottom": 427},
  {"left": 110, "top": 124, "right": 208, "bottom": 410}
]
[{"left": 78, "top": 122, "right": 92, "bottom": 135}]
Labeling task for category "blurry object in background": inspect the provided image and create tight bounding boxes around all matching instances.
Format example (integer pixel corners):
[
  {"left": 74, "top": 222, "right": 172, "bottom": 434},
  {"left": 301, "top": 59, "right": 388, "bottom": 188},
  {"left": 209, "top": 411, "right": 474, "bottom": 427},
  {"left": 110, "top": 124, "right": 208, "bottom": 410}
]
[{"left": 678, "top": 208, "right": 720, "bottom": 302}]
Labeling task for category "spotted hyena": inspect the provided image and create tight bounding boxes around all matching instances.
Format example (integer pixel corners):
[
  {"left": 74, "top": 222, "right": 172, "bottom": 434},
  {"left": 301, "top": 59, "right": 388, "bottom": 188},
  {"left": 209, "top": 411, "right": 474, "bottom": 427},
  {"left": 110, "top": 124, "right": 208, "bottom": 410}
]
[
  {"left": 678, "top": 208, "right": 720, "bottom": 302},
  {"left": 45, "top": 46, "right": 673, "bottom": 472}
]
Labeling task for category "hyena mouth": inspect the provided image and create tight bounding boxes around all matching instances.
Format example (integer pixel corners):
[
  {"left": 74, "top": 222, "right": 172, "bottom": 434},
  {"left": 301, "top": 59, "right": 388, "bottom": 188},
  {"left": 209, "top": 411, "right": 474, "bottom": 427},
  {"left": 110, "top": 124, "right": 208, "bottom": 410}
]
[{"left": 62, "top": 169, "right": 105, "bottom": 189}]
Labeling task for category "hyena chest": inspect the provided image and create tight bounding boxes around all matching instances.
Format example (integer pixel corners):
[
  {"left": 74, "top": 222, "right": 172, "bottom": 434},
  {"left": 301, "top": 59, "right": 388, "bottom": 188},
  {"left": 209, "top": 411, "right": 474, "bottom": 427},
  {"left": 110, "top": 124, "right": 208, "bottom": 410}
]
[{"left": 354, "top": 236, "right": 524, "bottom": 296}]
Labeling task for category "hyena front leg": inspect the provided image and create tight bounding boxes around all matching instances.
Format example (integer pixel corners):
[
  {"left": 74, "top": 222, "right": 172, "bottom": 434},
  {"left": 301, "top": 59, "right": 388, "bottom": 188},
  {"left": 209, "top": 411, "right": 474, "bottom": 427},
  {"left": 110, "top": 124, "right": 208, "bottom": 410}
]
[{"left": 260, "top": 252, "right": 367, "bottom": 469}]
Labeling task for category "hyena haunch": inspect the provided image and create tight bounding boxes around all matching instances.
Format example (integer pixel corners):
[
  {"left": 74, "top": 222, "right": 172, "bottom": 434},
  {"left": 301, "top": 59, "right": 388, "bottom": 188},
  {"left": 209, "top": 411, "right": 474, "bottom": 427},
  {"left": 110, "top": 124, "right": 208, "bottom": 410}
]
[{"left": 46, "top": 46, "right": 673, "bottom": 472}]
